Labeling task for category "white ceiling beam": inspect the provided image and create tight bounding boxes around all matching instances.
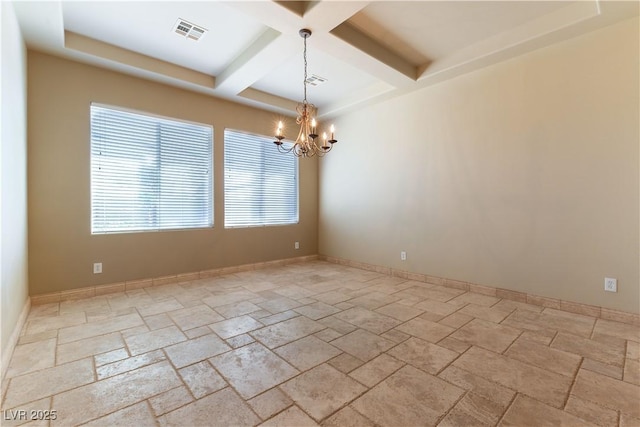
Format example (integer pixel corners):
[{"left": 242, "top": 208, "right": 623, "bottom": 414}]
[
  {"left": 215, "top": 1, "right": 307, "bottom": 105},
  {"left": 327, "top": 22, "right": 417, "bottom": 84},
  {"left": 300, "top": 1, "right": 370, "bottom": 32},
  {"left": 309, "top": 30, "right": 415, "bottom": 89},
  {"left": 274, "top": 1, "right": 314, "bottom": 18},
  {"left": 224, "top": 0, "right": 413, "bottom": 97},
  {"left": 301, "top": 1, "right": 416, "bottom": 88},
  {"left": 215, "top": 29, "right": 299, "bottom": 96},
  {"left": 65, "top": 32, "right": 215, "bottom": 88},
  {"left": 418, "top": 0, "right": 602, "bottom": 80},
  {"left": 237, "top": 88, "right": 299, "bottom": 113},
  {"left": 226, "top": 0, "right": 368, "bottom": 36},
  {"left": 222, "top": 1, "right": 302, "bottom": 36}
]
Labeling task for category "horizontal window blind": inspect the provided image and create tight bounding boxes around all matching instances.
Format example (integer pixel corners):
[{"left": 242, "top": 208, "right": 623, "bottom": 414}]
[
  {"left": 91, "top": 105, "right": 213, "bottom": 234},
  {"left": 224, "top": 129, "right": 298, "bottom": 227}
]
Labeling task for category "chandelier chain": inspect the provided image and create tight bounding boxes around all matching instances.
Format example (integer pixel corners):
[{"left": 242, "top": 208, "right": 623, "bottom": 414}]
[{"left": 303, "top": 34, "right": 308, "bottom": 104}]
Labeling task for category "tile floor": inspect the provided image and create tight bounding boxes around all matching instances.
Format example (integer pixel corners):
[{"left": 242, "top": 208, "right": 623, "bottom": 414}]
[{"left": 2, "top": 261, "right": 639, "bottom": 426}]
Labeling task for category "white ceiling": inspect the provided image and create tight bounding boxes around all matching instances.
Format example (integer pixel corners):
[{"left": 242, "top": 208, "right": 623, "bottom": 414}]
[
  {"left": 13, "top": 1, "right": 639, "bottom": 119},
  {"left": 348, "top": 1, "right": 574, "bottom": 63},
  {"left": 62, "top": 2, "right": 267, "bottom": 76}
]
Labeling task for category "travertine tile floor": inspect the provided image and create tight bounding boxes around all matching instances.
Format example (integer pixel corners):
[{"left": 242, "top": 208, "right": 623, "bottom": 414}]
[{"left": 2, "top": 261, "right": 639, "bottom": 426}]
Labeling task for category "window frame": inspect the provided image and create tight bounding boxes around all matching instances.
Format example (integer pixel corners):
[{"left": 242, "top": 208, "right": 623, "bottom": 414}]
[
  {"left": 223, "top": 128, "right": 299, "bottom": 229},
  {"left": 90, "top": 103, "right": 214, "bottom": 235}
]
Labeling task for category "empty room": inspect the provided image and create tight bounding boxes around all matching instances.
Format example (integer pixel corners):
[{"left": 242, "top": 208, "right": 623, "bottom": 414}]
[{"left": 1, "top": 0, "right": 639, "bottom": 426}]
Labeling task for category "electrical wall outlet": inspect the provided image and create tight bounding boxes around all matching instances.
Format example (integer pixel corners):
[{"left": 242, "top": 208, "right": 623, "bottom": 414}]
[
  {"left": 294, "top": 241, "right": 300, "bottom": 250},
  {"left": 604, "top": 277, "right": 617, "bottom": 292},
  {"left": 93, "top": 262, "right": 103, "bottom": 274},
  {"left": 400, "top": 251, "right": 407, "bottom": 261}
]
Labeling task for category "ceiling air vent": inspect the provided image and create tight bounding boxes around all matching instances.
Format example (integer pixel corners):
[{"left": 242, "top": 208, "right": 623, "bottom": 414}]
[
  {"left": 173, "top": 19, "right": 207, "bottom": 41},
  {"left": 305, "top": 74, "right": 328, "bottom": 87}
]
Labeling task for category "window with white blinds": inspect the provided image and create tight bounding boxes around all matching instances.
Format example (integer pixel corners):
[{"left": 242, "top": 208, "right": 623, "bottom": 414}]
[
  {"left": 90, "top": 104, "right": 213, "bottom": 234},
  {"left": 224, "top": 129, "right": 298, "bottom": 228}
]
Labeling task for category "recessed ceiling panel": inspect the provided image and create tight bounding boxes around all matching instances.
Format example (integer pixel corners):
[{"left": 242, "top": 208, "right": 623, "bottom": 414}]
[
  {"left": 62, "top": 1, "right": 268, "bottom": 75},
  {"left": 251, "top": 45, "right": 379, "bottom": 111},
  {"left": 349, "top": 1, "right": 576, "bottom": 65}
]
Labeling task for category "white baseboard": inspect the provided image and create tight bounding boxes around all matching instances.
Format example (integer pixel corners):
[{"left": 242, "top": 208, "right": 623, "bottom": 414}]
[
  {"left": 320, "top": 254, "right": 640, "bottom": 325},
  {"left": 1, "top": 296, "right": 31, "bottom": 385},
  {"left": 30, "top": 255, "right": 320, "bottom": 305}
]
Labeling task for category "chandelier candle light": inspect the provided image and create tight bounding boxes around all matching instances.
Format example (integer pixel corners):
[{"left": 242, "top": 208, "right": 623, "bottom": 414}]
[{"left": 274, "top": 29, "right": 337, "bottom": 157}]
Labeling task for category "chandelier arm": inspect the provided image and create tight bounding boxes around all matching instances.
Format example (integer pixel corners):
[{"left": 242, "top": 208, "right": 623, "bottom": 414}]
[
  {"left": 277, "top": 144, "right": 294, "bottom": 154},
  {"left": 293, "top": 144, "right": 305, "bottom": 157},
  {"left": 296, "top": 121, "right": 306, "bottom": 147}
]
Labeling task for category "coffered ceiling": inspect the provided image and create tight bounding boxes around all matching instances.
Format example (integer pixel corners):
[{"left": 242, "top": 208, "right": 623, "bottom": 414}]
[{"left": 13, "top": 1, "right": 639, "bottom": 118}]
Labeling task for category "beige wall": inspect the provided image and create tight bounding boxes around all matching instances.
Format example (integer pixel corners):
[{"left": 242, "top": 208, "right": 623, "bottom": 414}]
[
  {"left": 1, "top": 2, "right": 29, "bottom": 364},
  {"left": 27, "top": 52, "right": 318, "bottom": 295},
  {"left": 319, "top": 18, "right": 639, "bottom": 313}
]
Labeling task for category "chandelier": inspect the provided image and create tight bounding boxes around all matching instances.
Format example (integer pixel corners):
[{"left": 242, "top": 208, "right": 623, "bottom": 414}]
[{"left": 274, "top": 29, "right": 337, "bottom": 157}]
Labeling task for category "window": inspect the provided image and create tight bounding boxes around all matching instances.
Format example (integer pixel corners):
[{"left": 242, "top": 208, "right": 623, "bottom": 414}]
[
  {"left": 224, "top": 129, "right": 298, "bottom": 227},
  {"left": 90, "top": 104, "right": 213, "bottom": 234}
]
